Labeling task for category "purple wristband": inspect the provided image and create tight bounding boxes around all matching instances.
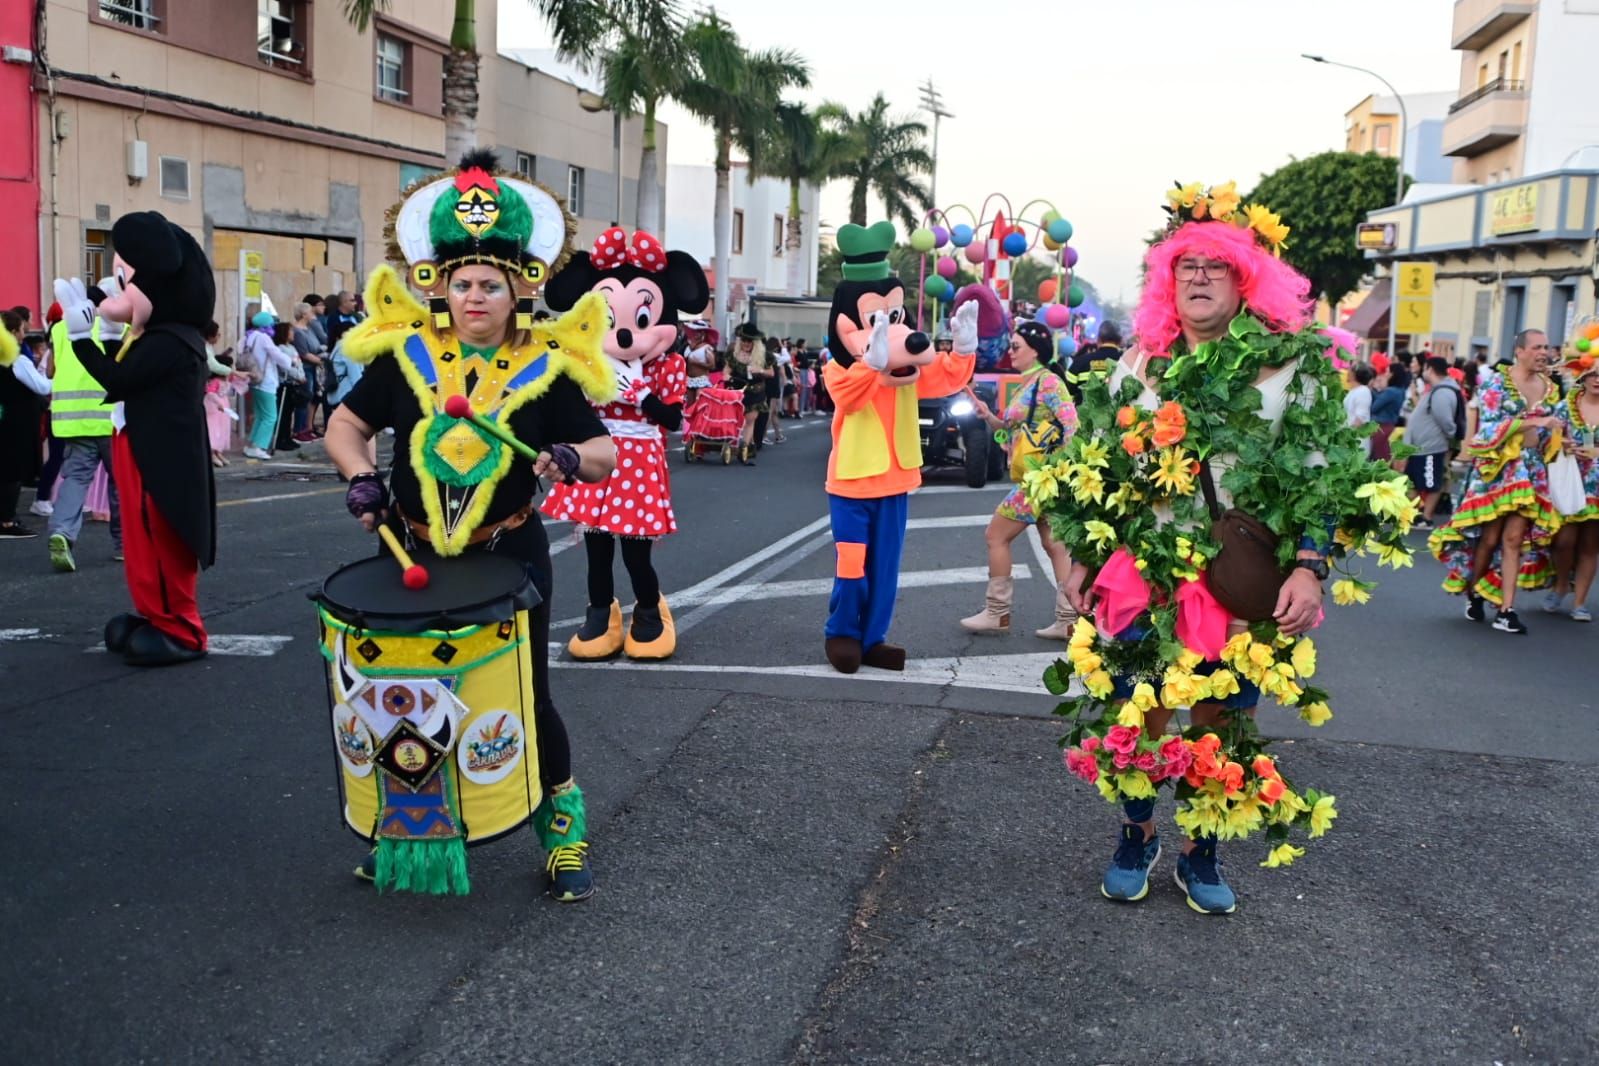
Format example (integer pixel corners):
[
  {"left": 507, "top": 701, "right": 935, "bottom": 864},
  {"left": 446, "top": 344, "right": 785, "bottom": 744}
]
[
  {"left": 547, "top": 443, "right": 581, "bottom": 483},
  {"left": 345, "top": 473, "right": 388, "bottom": 518}
]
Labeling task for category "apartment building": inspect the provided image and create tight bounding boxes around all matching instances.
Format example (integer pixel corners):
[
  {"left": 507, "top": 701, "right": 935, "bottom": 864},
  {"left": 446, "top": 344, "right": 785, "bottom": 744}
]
[
  {"left": 4, "top": 1, "right": 666, "bottom": 334},
  {"left": 1443, "top": 0, "right": 1599, "bottom": 185},
  {"left": 1344, "top": 92, "right": 1456, "bottom": 185}
]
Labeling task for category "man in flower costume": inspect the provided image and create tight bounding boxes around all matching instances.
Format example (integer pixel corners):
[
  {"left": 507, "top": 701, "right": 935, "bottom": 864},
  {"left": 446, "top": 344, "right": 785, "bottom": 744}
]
[
  {"left": 323, "top": 150, "right": 617, "bottom": 899},
  {"left": 1034, "top": 182, "right": 1414, "bottom": 914},
  {"left": 822, "top": 221, "right": 978, "bottom": 673},
  {"left": 52, "top": 212, "right": 217, "bottom": 666},
  {"left": 541, "top": 226, "right": 708, "bottom": 661}
]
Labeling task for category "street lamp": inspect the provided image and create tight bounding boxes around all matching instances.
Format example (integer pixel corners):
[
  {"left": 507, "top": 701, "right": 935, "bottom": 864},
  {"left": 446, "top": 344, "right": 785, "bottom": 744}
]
[
  {"left": 1304, "top": 53, "right": 1409, "bottom": 360},
  {"left": 577, "top": 88, "right": 623, "bottom": 227}
]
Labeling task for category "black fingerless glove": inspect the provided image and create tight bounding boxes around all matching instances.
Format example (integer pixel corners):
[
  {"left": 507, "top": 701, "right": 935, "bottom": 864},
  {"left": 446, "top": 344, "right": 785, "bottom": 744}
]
[
  {"left": 547, "top": 443, "right": 581, "bottom": 484},
  {"left": 345, "top": 471, "right": 389, "bottom": 518}
]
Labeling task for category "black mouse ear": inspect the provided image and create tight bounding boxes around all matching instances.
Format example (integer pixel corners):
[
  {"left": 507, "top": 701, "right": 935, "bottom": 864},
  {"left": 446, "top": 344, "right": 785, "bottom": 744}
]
[
  {"left": 543, "top": 252, "right": 599, "bottom": 311},
  {"left": 661, "top": 251, "right": 709, "bottom": 321}
]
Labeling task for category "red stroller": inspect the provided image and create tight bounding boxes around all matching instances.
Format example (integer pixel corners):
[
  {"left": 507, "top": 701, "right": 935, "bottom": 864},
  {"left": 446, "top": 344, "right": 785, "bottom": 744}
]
[{"left": 682, "top": 386, "right": 745, "bottom": 464}]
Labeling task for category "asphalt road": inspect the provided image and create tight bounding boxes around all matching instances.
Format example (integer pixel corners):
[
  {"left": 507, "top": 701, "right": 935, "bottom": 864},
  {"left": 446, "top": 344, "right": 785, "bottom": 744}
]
[{"left": 2, "top": 416, "right": 1595, "bottom": 1066}]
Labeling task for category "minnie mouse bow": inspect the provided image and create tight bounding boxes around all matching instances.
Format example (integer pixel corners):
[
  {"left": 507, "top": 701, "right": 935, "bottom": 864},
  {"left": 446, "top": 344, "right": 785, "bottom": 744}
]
[{"left": 592, "top": 226, "right": 666, "bottom": 272}]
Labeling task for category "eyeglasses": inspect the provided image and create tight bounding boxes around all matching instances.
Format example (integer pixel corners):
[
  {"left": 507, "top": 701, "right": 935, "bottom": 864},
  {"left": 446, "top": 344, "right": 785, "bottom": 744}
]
[
  {"left": 1174, "top": 261, "right": 1231, "bottom": 282},
  {"left": 1008, "top": 342, "right": 1024, "bottom": 352}
]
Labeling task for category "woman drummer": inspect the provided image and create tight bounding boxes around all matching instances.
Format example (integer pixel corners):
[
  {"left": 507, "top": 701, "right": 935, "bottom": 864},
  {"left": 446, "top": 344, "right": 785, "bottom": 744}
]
[{"left": 324, "top": 150, "right": 617, "bottom": 901}]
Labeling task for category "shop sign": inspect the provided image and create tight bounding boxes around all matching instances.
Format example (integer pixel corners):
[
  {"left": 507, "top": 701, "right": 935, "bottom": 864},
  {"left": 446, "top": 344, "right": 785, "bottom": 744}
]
[{"left": 1489, "top": 183, "right": 1539, "bottom": 236}]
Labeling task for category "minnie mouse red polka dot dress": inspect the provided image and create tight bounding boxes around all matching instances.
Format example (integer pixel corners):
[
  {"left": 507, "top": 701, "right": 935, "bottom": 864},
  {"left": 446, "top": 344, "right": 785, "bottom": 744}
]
[{"left": 541, "top": 352, "right": 687, "bottom": 538}]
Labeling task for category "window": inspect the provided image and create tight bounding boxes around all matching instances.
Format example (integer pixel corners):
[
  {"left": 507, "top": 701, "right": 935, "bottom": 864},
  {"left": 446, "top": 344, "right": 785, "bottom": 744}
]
[
  {"left": 258, "top": 0, "right": 306, "bottom": 70},
  {"left": 732, "top": 209, "right": 745, "bottom": 255},
  {"left": 99, "top": 0, "right": 159, "bottom": 31},
  {"left": 515, "top": 152, "right": 534, "bottom": 179},
  {"left": 567, "top": 166, "right": 585, "bottom": 216},
  {"left": 773, "top": 215, "right": 785, "bottom": 255},
  {"left": 84, "top": 229, "right": 112, "bottom": 282},
  {"left": 1497, "top": 50, "right": 1508, "bottom": 79},
  {"left": 1374, "top": 124, "right": 1392, "bottom": 153},
  {"left": 1478, "top": 63, "right": 1488, "bottom": 88},
  {"left": 376, "top": 33, "right": 408, "bottom": 102},
  {"left": 1512, "top": 42, "right": 1523, "bottom": 81},
  {"left": 159, "top": 156, "right": 190, "bottom": 200},
  {"left": 399, "top": 162, "right": 432, "bottom": 193}
]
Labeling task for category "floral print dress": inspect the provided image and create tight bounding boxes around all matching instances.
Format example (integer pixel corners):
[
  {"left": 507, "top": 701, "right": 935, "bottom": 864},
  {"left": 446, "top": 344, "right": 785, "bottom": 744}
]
[
  {"left": 995, "top": 369, "right": 1076, "bottom": 524},
  {"left": 1557, "top": 388, "right": 1599, "bottom": 523},
  {"left": 1430, "top": 370, "right": 1560, "bottom": 601}
]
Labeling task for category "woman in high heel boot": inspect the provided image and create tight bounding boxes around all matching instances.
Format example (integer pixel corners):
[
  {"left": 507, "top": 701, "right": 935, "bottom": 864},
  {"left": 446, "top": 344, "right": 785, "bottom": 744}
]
[
  {"left": 726, "top": 323, "right": 773, "bottom": 465},
  {"left": 959, "top": 321, "right": 1079, "bottom": 637}
]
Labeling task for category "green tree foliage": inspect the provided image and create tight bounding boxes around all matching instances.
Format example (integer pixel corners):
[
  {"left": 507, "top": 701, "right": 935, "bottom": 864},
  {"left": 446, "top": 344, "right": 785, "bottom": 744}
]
[
  {"left": 1246, "top": 152, "right": 1406, "bottom": 307},
  {"left": 819, "top": 94, "right": 933, "bottom": 231}
]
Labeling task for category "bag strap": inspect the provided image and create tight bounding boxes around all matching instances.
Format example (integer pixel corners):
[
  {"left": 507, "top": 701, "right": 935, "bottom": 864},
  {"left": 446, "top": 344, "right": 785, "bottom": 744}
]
[{"left": 1197, "top": 457, "right": 1223, "bottom": 522}]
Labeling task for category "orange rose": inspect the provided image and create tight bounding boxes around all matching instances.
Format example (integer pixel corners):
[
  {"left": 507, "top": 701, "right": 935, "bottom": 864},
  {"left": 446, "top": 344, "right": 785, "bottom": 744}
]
[
  {"left": 1251, "top": 755, "right": 1278, "bottom": 779},
  {"left": 1193, "top": 733, "right": 1222, "bottom": 754},
  {"left": 1218, "top": 760, "right": 1245, "bottom": 794},
  {"left": 1258, "top": 777, "right": 1286, "bottom": 804},
  {"left": 1121, "top": 431, "right": 1146, "bottom": 456},
  {"left": 1152, "top": 402, "right": 1187, "bottom": 447},
  {"left": 1116, "top": 405, "right": 1138, "bottom": 429}
]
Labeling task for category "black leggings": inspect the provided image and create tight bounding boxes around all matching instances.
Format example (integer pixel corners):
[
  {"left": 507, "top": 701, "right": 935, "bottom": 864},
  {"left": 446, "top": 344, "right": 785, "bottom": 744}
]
[{"left": 583, "top": 531, "right": 660, "bottom": 609}]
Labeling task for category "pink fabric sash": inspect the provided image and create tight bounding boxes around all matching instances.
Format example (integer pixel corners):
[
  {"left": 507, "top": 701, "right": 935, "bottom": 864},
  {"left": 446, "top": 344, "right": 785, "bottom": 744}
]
[{"left": 1091, "top": 547, "right": 1231, "bottom": 659}]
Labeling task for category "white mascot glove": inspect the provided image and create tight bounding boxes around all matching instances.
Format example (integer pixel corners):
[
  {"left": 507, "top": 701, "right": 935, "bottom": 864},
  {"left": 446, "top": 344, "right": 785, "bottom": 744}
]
[
  {"left": 951, "top": 300, "right": 980, "bottom": 355},
  {"left": 862, "top": 312, "right": 891, "bottom": 372},
  {"left": 93, "top": 275, "right": 123, "bottom": 344},
  {"left": 53, "top": 278, "right": 97, "bottom": 342}
]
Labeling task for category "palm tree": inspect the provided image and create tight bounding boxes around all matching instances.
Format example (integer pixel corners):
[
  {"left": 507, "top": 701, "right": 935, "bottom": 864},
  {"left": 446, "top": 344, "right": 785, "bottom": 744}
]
[
  {"left": 675, "top": 10, "right": 809, "bottom": 333},
  {"left": 749, "top": 103, "right": 848, "bottom": 297},
  {"left": 821, "top": 94, "right": 933, "bottom": 231},
  {"left": 342, "top": 0, "right": 482, "bottom": 163},
  {"left": 539, "top": 1, "right": 686, "bottom": 234}
]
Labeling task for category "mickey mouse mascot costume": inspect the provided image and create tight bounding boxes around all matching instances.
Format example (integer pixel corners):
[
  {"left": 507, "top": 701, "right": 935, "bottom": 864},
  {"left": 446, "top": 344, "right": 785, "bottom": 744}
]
[
  {"left": 541, "top": 227, "right": 709, "bottom": 661},
  {"left": 823, "top": 222, "right": 978, "bottom": 673},
  {"left": 54, "top": 211, "right": 216, "bottom": 667}
]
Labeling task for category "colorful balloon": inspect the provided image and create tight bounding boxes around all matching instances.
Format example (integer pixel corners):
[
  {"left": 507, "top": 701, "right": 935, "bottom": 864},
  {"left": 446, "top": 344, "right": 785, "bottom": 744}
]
[
  {"left": 1057, "top": 336, "right": 1078, "bottom": 358},
  {"left": 1002, "top": 232, "right": 1028, "bottom": 256},
  {"left": 965, "top": 242, "right": 986, "bottom": 264},
  {"left": 1064, "top": 246, "right": 1080, "bottom": 268},
  {"left": 1037, "top": 279, "right": 1058, "bottom": 303},
  {"left": 910, "top": 227, "right": 936, "bottom": 253},
  {"left": 1067, "top": 283, "right": 1086, "bottom": 308},
  {"left": 932, "top": 225, "right": 950, "bottom": 249},
  {"left": 923, "top": 275, "right": 947, "bottom": 298},
  {"left": 1047, "top": 218, "right": 1074, "bottom": 243},
  {"left": 935, "top": 256, "right": 958, "bottom": 279},
  {"left": 1045, "top": 304, "right": 1071, "bottom": 329},
  {"left": 951, "top": 224, "right": 974, "bottom": 247}
]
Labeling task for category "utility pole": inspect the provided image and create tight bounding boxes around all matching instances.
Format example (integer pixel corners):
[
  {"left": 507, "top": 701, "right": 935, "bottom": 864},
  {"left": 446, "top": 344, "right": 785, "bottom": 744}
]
[{"left": 918, "top": 79, "right": 952, "bottom": 211}]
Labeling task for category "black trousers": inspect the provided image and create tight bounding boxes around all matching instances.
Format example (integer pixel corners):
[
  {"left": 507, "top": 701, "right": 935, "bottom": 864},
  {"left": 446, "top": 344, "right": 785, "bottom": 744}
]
[{"left": 583, "top": 531, "right": 660, "bottom": 609}]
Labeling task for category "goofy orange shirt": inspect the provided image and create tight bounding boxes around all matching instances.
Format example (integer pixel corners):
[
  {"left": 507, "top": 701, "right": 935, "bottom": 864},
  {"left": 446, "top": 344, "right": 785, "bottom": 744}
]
[{"left": 824, "top": 355, "right": 976, "bottom": 498}]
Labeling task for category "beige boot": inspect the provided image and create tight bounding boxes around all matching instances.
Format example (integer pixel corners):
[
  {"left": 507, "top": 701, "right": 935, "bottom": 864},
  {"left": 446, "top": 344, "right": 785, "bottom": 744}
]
[
  {"left": 1034, "top": 584, "right": 1079, "bottom": 640},
  {"left": 960, "top": 576, "right": 1013, "bottom": 633}
]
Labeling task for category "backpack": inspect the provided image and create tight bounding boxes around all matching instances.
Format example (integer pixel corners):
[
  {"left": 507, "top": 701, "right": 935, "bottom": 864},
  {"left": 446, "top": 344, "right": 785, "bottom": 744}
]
[{"left": 1428, "top": 383, "right": 1466, "bottom": 451}]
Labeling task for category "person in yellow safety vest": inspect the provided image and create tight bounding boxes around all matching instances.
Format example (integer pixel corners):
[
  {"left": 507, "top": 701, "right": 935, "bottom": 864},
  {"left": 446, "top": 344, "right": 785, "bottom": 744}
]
[{"left": 45, "top": 302, "right": 123, "bottom": 573}]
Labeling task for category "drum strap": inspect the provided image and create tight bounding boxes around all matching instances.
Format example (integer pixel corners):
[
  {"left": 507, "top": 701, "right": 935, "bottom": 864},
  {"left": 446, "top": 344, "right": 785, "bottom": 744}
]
[{"left": 399, "top": 503, "right": 533, "bottom": 547}]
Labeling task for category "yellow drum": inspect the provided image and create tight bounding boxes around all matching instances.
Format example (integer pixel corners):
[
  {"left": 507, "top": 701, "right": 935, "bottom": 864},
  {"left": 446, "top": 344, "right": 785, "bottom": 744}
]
[{"left": 314, "top": 548, "right": 542, "bottom": 894}]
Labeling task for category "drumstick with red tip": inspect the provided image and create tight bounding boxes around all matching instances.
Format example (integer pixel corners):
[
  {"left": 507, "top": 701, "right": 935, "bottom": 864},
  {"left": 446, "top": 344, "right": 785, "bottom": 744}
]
[
  {"left": 376, "top": 524, "right": 430, "bottom": 590},
  {"left": 443, "top": 394, "right": 539, "bottom": 464}
]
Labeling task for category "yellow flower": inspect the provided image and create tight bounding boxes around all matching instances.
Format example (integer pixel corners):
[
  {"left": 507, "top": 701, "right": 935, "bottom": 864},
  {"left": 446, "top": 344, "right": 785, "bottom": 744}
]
[
  {"left": 1290, "top": 638, "right": 1317, "bottom": 679},
  {"left": 1083, "top": 669, "right": 1114, "bottom": 699},
  {"left": 1247, "top": 642, "right": 1276, "bottom": 672},
  {"left": 1084, "top": 520, "right": 1117, "bottom": 551},
  {"left": 1160, "top": 665, "right": 1209, "bottom": 708},
  {"left": 1331, "top": 579, "right": 1371, "bottom": 607},
  {"left": 1223, "top": 795, "right": 1266, "bottom": 839},
  {"left": 1242, "top": 203, "right": 1290, "bottom": 248},
  {"left": 1151, "top": 448, "right": 1197, "bottom": 496},
  {"left": 1022, "top": 466, "right": 1060, "bottom": 506},
  {"left": 1206, "top": 668, "right": 1241, "bottom": 699},
  {"left": 1118, "top": 771, "right": 1157, "bottom": 799},
  {"left": 1129, "top": 682, "right": 1158, "bottom": 713},
  {"left": 1260, "top": 842, "right": 1305, "bottom": 868},
  {"left": 1366, "top": 538, "right": 1414, "bottom": 570},
  {"left": 1095, "top": 775, "right": 1119, "bottom": 802},
  {"left": 1068, "top": 616, "right": 1096, "bottom": 650},
  {"left": 1221, "top": 632, "right": 1253, "bottom": 666},
  {"left": 1308, "top": 794, "right": 1339, "bottom": 838},
  {"left": 1209, "top": 180, "right": 1241, "bottom": 222},
  {"left": 1070, "top": 466, "right": 1107, "bottom": 505},
  {"left": 1167, "top": 182, "right": 1204, "bottom": 210},
  {"left": 1106, "top": 483, "right": 1141, "bottom": 517},
  {"left": 1134, "top": 558, "right": 1148, "bottom": 571},
  {"left": 1116, "top": 700, "right": 1145, "bottom": 728},
  {"left": 1299, "top": 700, "right": 1333, "bottom": 727},
  {"left": 1355, "top": 478, "right": 1412, "bottom": 520},
  {"left": 1073, "top": 652, "right": 1103, "bottom": 677},
  {"left": 1077, "top": 438, "right": 1110, "bottom": 469}
]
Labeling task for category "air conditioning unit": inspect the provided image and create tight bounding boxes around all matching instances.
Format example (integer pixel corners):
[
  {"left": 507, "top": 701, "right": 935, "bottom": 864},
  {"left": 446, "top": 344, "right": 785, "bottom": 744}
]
[{"left": 126, "top": 139, "right": 148, "bottom": 181}]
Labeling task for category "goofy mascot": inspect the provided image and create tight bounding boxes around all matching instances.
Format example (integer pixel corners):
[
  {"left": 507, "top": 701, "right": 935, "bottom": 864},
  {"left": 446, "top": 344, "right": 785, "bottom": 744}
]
[{"left": 822, "top": 221, "right": 978, "bottom": 673}]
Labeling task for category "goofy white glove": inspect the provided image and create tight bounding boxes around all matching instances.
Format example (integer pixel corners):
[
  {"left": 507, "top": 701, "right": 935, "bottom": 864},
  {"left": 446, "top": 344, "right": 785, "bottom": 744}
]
[
  {"left": 53, "top": 278, "right": 97, "bottom": 342},
  {"left": 951, "top": 299, "right": 980, "bottom": 355},
  {"left": 862, "top": 312, "right": 892, "bottom": 372}
]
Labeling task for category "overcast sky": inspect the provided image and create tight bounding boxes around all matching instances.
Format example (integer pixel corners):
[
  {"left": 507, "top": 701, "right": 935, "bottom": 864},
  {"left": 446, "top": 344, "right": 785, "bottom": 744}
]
[{"left": 499, "top": 0, "right": 1462, "bottom": 303}]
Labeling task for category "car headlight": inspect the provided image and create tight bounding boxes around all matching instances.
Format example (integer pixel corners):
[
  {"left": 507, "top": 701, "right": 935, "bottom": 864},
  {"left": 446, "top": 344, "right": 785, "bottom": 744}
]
[{"left": 948, "top": 399, "right": 975, "bottom": 417}]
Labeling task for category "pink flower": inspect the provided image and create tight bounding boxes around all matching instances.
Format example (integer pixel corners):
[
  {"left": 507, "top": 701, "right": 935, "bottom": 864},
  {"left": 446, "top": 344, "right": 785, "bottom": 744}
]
[
  {"left": 1158, "top": 736, "right": 1193, "bottom": 779},
  {"left": 1080, "top": 735, "right": 1102, "bottom": 753},
  {"left": 1112, "top": 750, "right": 1135, "bottom": 770},
  {"left": 1104, "top": 725, "right": 1141, "bottom": 756},
  {"left": 1063, "top": 746, "right": 1099, "bottom": 783},
  {"left": 1134, "top": 751, "right": 1158, "bottom": 772}
]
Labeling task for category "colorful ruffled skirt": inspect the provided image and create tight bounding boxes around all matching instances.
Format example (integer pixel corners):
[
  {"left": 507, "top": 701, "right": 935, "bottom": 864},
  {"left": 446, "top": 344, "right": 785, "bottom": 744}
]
[{"left": 1429, "top": 445, "right": 1560, "bottom": 603}]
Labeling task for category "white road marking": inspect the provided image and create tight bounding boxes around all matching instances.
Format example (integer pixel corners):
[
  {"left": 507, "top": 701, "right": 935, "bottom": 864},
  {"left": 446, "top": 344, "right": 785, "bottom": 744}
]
[
  {"left": 0, "top": 628, "right": 47, "bottom": 642},
  {"left": 218, "top": 487, "right": 345, "bottom": 508},
  {"left": 87, "top": 634, "right": 293, "bottom": 656},
  {"left": 905, "top": 514, "right": 991, "bottom": 530},
  {"left": 548, "top": 526, "right": 582, "bottom": 557},
  {"left": 911, "top": 484, "right": 1011, "bottom": 496},
  {"left": 573, "top": 564, "right": 1029, "bottom": 615},
  {"left": 551, "top": 649, "right": 1078, "bottom": 696}
]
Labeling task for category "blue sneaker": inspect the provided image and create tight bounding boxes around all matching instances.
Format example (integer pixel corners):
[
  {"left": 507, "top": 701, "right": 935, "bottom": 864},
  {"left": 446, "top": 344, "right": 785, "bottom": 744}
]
[
  {"left": 1101, "top": 824, "right": 1161, "bottom": 902},
  {"left": 1175, "top": 838, "right": 1237, "bottom": 914}
]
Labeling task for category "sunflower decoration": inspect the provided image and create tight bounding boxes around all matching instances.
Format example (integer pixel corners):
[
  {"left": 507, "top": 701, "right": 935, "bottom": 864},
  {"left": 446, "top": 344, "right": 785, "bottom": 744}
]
[{"left": 1161, "top": 179, "right": 1290, "bottom": 256}]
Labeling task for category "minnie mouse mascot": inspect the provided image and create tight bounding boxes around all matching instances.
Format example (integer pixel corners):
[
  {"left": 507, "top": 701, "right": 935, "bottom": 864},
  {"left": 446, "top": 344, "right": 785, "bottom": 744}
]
[{"left": 541, "top": 227, "right": 709, "bottom": 661}]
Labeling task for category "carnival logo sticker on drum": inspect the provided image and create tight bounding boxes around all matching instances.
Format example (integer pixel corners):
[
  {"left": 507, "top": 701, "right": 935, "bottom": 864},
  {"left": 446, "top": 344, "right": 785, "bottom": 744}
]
[
  {"left": 458, "top": 711, "right": 525, "bottom": 785},
  {"left": 332, "top": 707, "right": 376, "bottom": 778}
]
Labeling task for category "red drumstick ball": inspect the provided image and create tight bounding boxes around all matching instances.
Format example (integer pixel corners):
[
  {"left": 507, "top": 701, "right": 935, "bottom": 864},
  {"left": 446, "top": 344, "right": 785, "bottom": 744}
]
[
  {"left": 402, "top": 564, "right": 431, "bottom": 590},
  {"left": 443, "top": 394, "right": 472, "bottom": 419}
]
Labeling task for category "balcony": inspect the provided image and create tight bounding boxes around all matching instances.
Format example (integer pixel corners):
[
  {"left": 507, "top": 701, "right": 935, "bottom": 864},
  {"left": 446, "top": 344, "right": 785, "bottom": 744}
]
[
  {"left": 1451, "top": 0, "right": 1535, "bottom": 51},
  {"left": 1442, "top": 78, "right": 1528, "bottom": 156}
]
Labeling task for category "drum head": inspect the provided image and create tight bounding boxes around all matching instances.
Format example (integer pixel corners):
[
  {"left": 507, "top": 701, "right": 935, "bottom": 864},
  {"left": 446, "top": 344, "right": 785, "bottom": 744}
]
[{"left": 315, "top": 548, "right": 540, "bottom": 631}]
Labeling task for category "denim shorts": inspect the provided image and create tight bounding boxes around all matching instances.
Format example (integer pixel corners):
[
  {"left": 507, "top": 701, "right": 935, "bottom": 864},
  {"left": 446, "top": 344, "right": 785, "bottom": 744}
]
[{"left": 1107, "top": 623, "right": 1261, "bottom": 711}]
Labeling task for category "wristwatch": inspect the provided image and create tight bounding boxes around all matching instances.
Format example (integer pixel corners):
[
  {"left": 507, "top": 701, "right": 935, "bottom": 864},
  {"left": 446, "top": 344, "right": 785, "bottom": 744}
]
[{"left": 1292, "top": 557, "right": 1330, "bottom": 581}]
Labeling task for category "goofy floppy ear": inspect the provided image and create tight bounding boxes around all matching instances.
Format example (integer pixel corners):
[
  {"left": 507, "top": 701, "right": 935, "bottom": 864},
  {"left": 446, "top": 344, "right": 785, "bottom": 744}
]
[
  {"left": 660, "top": 250, "right": 709, "bottom": 323},
  {"left": 543, "top": 251, "right": 601, "bottom": 312}
]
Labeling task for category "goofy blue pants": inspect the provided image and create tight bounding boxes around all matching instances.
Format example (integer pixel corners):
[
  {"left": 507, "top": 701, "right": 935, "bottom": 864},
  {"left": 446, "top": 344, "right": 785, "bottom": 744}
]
[{"left": 825, "top": 493, "right": 908, "bottom": 666}]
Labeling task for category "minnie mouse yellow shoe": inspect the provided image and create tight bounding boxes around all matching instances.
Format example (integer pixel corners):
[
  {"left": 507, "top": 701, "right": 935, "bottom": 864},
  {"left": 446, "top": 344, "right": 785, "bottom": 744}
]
[
  {"left": 623, "top": 596, "right": 676, "bottom": 660},
  {"left": 567, "top": 599, "right": 624, "bottom": 659}
]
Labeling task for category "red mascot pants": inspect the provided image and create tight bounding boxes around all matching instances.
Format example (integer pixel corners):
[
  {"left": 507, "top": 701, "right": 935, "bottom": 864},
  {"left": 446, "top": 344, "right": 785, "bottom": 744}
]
[{"left": 112, "top": 432, "right": 207, "bottom": 651}]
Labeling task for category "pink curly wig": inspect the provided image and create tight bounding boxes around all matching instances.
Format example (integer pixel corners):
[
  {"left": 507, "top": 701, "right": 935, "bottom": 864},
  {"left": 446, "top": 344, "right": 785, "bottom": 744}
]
[{"left": 1134, "top": 221, "right": 1313, "bottom": 357}]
